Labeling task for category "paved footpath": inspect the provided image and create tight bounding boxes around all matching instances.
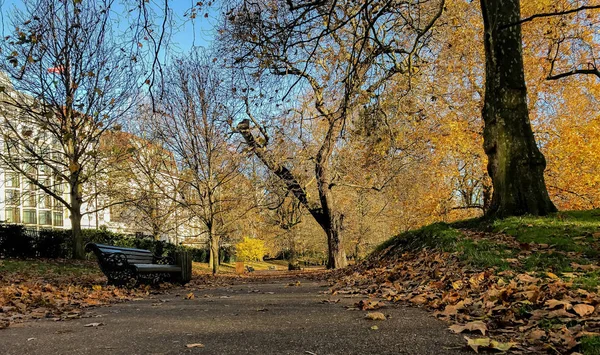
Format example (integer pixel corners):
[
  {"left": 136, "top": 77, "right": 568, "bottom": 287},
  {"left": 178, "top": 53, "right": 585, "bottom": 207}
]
[{"left": 0, "top": 278, "right": 470, "bottom": 355}]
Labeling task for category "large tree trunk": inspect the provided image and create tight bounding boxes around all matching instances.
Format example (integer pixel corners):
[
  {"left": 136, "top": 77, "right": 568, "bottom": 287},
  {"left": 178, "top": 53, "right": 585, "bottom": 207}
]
[
  {"left": 323, "top": 212, "right": 347, "bottom": 269},
  {"left": 70, "top": 184, "right": 84, "bottom": 259},
  {"left": 480, "top": 0, "right": 557, "bottom": 217}
]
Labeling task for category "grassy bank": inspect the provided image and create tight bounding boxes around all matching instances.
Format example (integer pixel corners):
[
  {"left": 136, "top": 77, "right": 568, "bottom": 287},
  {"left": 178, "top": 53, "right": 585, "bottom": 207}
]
[
  {"left": 376, "top": 209, "right": 600, "bottom": 279},
  {"left": 337, "top": 209, "right": 600, "bottom": 354}
]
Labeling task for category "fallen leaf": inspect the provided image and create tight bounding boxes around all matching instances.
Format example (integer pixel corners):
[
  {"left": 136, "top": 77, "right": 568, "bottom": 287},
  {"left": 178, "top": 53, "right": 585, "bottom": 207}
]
[
  {"left": 186, "top": 343, "right": 204, "bottom": 348},
  {"left": 83, "top": 322, "right": 104, "bottom": 327},
  {"left": 449, "top": 321, "right": 487, "bottom": 336},
  {"left": 528, "top": 329, "right": 546, "bottom": 342},
  {"left": 365, "top": 312, "right": 386, "bottom": 320},
  {"left": 546, "top": 272, "right": 560, "bottom": 280},
  {"left": 409, "top": 295, "right": 428, "bottom": 305},
  {"left": 355, "top": 300, "right": 385, "bottom": 310},
  {"left": 320, "top": 299, "right": 340, "bottom": 304},
  {"left": 464, "top": 336, "right": 490, "bottom": 353},
  {"left": 490, "top": 340, "right": 517, "bottom": 352},
  {"left": 573, "top": 304, "right": 595, "bottom": 317},
  {"left": 370, "top": 325, "right": 379, "bottom": 330},
  {"left": 185, "top": 293, "right": 195, "bottom": 300},
  {"left": 545, "top": 299, "right": 572, "bottom": 309}
]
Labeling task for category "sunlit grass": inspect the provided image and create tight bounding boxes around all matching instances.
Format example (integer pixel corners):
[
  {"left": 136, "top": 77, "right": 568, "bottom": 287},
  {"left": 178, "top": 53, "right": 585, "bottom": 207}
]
[{"left": 375, "top": 209, "right": 600, "bottom": 286}]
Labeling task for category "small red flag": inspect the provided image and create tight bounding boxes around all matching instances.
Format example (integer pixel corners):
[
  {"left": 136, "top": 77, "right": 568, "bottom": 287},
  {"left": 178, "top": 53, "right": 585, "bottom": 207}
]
[{"left": 47, "top": 66, "right": 64, "bottom": 74}]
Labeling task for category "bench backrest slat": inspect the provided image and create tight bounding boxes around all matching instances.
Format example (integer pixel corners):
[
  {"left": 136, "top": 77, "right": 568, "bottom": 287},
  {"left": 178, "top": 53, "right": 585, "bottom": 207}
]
[{"left": 87, "top": 243, "right": 155, "bottom": 264}]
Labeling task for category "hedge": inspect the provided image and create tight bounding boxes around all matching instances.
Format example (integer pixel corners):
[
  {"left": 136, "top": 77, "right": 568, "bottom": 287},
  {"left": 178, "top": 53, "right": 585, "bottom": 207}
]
[{"left": 0, "top": 224, "right": 211, "bottom": 262}]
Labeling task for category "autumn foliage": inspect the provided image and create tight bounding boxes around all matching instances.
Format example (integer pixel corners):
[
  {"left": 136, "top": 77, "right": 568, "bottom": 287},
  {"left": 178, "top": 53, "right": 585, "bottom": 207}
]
[{"left": 235, "top": 237, "right": 267, "bottom": 262}]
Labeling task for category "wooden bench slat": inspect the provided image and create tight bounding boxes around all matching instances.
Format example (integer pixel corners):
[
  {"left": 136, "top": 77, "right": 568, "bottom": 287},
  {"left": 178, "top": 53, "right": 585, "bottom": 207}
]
[
  {"left": 133, "top": 264, "right": 182, "bottom": 273},
  {"left": 97, "top": 247, "right": 153, "bottom": 255}
]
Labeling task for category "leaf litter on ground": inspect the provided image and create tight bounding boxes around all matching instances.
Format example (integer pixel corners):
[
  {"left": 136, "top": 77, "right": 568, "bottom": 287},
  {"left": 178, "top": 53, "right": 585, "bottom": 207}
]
[
  {"left": 328, "top": 227, "right": 600, "bottom": 353},
  {"left": 0, "top": 259, "right": 170, "bottom": 329}
]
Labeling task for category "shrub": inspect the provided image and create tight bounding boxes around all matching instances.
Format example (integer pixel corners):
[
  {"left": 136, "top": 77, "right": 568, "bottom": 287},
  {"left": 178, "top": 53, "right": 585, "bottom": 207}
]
[
  {"left": 235, "top": 237, "right": 266, "bottom": 262},
  {"left": 0, "top": 224, "right": 207, "bottom": 261}
]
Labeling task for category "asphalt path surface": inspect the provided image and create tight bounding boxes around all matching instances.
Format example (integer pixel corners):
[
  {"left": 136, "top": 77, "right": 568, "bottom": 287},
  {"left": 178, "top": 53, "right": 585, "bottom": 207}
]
[{"left": 0, "top": 277, "right": 471, "bottom": 355}]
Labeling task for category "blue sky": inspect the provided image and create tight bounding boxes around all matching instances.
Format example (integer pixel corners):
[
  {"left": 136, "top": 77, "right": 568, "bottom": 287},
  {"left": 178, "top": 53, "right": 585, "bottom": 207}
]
[{"left": 0, "top": 0, "right": 218, "bottom": 52}]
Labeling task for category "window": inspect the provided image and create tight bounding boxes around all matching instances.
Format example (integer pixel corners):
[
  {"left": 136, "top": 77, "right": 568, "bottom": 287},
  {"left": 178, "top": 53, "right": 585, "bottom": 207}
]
[
  {"left": 5, "top": 173, "right": 19, "bottom": 188},
  {"left": 39, "top": 164, "right": 52, "bottom": 176},
  {"left": 5, "top": 189, "right": 19, "bottom": 206},
  {"left": 23, "top": 209, "right": 36, "bottom": 224},
  {"left": 53, "top": 212, "right": 63, "bottom": 227},
  {"left": 39, "top": 210, "right": 52, "bottom": 226},
  {"left": 5, "top": 207, "right": 20, "bottom": 223},
  {"left": 53, "top": 201, "right": 63, "bottom": 211},
  {"left": 24, "top": 181, "right": 36, "bottom": 191},
  {"left": 53, "top": 175, "right": 65, "bottom": 194},
  {"left": 38, "top": 193, "right": 52, "bottom": 209},
  {"left": 23, "top": 192, "right": 37, "bottom": 207},
  {"left": 23, "top": 163, "right": 37, "bottom": 175}
]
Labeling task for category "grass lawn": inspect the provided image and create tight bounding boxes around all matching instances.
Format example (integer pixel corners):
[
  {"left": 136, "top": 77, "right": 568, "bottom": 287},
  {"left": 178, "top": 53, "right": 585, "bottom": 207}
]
[
  {"left": 192, "top": 260, "right": 290, "bottom": 274},
  {"left": 0, "top": 258, "right": 102, "bottom": 284}
]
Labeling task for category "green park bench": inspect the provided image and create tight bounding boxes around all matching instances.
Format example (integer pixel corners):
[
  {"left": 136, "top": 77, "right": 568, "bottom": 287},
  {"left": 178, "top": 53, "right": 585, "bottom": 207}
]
[{"left": 86, "top": 243, "right": 191, "bottom": 286}]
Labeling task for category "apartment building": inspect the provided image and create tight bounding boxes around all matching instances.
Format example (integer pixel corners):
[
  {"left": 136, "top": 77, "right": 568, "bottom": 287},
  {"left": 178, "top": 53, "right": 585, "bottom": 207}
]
[{"left": 0, "top": 71, "right": 207, "bottom": 245}]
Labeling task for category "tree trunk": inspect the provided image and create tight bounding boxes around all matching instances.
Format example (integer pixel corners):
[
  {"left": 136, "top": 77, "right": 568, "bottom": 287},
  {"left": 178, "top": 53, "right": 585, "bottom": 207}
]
[
  {"left": 70, "top": 186, "right": 84, "bottom": 259},
  {"left": 321, "top": 212, "right": 347, "bottom": 269},
  {"left": 238, "top": 119, "right": 348, "bottom": 269},
  {"left": 287, "top": 231, "right": 300, "bottom": 271},
  {"left": 208, "top": 226, "right": 219, "bottom": 275},
  {"left": 480, "top": 0, "right": 557, "bottom": 217}
]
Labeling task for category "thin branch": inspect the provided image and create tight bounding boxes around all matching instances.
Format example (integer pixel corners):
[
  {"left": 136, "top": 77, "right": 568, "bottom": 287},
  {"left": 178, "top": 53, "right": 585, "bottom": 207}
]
[{"left": 500, "top": 4, "right": 600, "bottom": 30}]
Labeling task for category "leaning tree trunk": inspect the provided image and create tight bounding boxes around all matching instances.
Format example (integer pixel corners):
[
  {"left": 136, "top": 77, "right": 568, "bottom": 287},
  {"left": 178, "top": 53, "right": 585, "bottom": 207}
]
[
  {"left": 314, "top": 117, "right": 349, "bottom": 269},
  {"left": 324, "top": 212, "right": 347, "bottom": 269},
  {"left": 70, "top": 182, "right": 85, "bottom": 259},
  {"left": 480, "top": 0, "right": 557, "bottom": 217}
]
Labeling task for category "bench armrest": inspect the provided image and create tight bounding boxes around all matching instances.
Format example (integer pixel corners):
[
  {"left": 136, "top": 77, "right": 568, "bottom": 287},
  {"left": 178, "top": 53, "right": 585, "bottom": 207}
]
[{"left": 103, "top": 252, "right": 131, "bottom": 269}]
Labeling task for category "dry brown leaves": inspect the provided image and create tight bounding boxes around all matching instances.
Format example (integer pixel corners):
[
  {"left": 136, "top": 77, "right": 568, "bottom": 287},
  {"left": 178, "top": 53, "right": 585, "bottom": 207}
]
[
  {"left": 0, "top": 261, "right": 159, "bottom": 330},
  {"left": 330, "top": 232, "right": 600, "bottom": 353}
]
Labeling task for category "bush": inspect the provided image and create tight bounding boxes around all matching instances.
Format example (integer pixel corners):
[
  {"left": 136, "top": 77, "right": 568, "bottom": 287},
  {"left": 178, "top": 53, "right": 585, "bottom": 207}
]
[
  {"left": 235, "top": 237, "right": 266, "bottom": 262},
  {"left": 0, "top": 224, "right": 33, "bottom": 258},
  {"left": 36, "top": 229, "right": 70, "bottom": 258},
  {"left": 0, "top": 224, "right": 207, "bottom": 261}
]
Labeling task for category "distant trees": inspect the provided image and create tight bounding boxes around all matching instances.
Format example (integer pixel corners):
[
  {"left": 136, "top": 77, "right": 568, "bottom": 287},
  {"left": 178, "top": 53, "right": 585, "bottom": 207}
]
[
  {"left": 153, "top": 51, "right": 242, "bottom": 274},
  {"left": 0, "top": 0, "right": 141, "bottom": 258},
  {"left": 99, "top": 129, "right": 180, "bottom": 239}
]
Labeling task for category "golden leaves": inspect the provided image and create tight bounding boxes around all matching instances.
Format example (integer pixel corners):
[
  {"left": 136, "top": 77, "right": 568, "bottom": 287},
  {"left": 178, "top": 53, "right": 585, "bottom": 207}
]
[
  {"left": 365, "top": 312, "right": 386, "bottom": 321},
  {"left": 449, "top": 321, "right": 487, "bottom": 336},
  {"left": 0, "top": 269, "right": 152, "bottom": 330},
  {"left": 464, "top": 336, "right": 517, "bottom": 352},
  {"left": 573, "top": 304, "right": 595, "bottom": 317}
]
